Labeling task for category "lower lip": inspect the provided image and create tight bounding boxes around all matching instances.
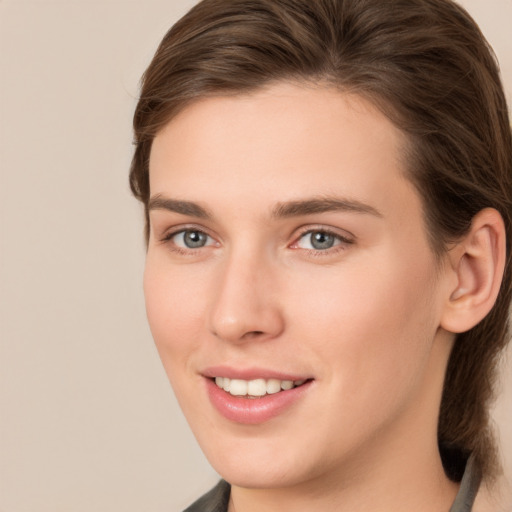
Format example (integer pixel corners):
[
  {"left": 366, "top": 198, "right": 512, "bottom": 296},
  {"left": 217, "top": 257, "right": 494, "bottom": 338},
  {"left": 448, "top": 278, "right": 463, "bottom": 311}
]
[{"left": 205, "top": 378, "right": 312, "bottom": 425}]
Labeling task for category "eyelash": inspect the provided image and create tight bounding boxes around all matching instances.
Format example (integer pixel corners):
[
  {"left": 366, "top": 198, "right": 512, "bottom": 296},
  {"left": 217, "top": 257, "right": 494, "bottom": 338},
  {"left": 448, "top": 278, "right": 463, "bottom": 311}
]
[
  {"left": 159, "top": 226, "right": 354, "bottom": 256},
  {"left": 291, "top": 227, "right": 354, "bottom": 256},
  {"left": 160, "top": 226, "right": 217, "bottom": 255}
]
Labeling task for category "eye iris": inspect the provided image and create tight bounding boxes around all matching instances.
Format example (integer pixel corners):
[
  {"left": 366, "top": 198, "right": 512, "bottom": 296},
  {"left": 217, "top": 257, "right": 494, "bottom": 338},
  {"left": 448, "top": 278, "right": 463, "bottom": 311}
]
[
  {"left": 184, "top": 230, "right": 207, "bottom": 248},
  {"left": 311, "top": 231, "right": 335, "bottom": 250}
]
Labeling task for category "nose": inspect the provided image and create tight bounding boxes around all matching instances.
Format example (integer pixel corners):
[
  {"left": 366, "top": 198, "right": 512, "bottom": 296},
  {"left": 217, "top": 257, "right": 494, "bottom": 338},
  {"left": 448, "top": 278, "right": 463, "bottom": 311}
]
[{"left": 208, "top": 250, "right": 284, "bottom": 344}]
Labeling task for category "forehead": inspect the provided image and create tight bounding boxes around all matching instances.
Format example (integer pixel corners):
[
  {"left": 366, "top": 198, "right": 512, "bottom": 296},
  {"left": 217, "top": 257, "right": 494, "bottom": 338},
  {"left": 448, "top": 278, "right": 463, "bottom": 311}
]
[{"left": 149, "top": 82, "right": 420, "bottom": 225}]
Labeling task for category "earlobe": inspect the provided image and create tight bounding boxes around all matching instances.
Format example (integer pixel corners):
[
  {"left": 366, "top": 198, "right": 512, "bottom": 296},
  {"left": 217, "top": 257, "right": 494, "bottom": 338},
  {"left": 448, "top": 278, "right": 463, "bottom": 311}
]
[{"left": 441, "top": 208, "right": 506, "bottom": 334}]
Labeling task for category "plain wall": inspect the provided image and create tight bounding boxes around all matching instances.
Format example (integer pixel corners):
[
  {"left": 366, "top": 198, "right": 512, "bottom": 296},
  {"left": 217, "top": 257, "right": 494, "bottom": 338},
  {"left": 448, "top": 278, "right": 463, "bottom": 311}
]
[{"left": 0, "top": 1, "right": 511, "bottom": 510}]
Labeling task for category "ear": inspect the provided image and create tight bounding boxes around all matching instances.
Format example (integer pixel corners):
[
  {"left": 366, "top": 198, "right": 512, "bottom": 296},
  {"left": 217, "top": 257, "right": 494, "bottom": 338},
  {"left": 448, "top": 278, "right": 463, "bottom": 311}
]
[{"left": 440, "top": 208, "right": 506, "bottom": 334}]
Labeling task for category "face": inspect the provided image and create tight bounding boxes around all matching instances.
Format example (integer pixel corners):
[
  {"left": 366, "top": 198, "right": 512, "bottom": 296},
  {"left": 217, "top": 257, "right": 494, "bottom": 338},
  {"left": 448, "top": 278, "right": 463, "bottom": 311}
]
[{"left": 145, "top": 83, "right": 454, "bottom": 490}]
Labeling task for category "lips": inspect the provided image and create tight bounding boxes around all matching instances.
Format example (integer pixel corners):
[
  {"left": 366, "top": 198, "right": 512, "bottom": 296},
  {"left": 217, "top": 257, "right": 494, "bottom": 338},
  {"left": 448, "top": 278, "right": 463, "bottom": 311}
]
[
  {"left": 203, "top": 367, "right": 313, "bottom": 424},
  {"left": 202, "top": 366, "right": 310, "bottom": 382}
]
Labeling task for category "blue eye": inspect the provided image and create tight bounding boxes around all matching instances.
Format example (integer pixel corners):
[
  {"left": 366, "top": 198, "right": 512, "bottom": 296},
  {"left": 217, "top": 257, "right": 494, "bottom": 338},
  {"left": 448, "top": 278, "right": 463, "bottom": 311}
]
[
  {"left": 172, "top": 230, "right": 213, "bottom": 249},
  {"left": 296, "top": 230, "right": 348, "bottom": 250}
]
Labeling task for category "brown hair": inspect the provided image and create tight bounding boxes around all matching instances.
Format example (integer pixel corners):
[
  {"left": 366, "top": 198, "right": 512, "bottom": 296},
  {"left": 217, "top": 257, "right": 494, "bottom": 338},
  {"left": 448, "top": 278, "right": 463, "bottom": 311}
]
[{"left": 130, "top": 0, "right": 512, "bottom": 482}]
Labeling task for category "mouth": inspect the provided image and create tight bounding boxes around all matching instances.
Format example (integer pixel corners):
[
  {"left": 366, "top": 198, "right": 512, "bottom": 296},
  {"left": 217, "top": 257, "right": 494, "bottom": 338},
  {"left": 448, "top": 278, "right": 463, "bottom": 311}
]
[
  {"left": 212, "top": 377, "right": 309, "bottom": 398},
  {"left": 204, "top": 372, "right": 313, "bottom": 424}
]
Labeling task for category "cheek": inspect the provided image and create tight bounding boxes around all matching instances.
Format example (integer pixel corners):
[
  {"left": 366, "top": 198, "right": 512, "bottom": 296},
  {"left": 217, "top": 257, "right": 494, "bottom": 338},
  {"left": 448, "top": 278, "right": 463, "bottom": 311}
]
[
  {"left": 143, "top": 256, "right": 207, "bottom": 371},
  {"left": 143, "top": 259, "right": 214, "bottom": 429},
  {"left": 286, "top": 251, "right": 439, "bottom": 411}
]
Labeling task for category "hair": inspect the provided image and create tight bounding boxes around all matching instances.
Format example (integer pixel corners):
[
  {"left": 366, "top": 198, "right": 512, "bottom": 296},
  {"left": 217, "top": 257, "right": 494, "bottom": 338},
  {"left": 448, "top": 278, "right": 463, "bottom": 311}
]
[{"left": 130, "top": 0, "right": 512, "bottom": 482}]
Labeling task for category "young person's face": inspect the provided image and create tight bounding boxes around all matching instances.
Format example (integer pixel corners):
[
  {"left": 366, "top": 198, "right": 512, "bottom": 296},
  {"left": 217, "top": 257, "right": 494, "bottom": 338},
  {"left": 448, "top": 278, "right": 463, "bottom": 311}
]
[{"left": 145, "top": 83, "right": 455, "bottom": 489}]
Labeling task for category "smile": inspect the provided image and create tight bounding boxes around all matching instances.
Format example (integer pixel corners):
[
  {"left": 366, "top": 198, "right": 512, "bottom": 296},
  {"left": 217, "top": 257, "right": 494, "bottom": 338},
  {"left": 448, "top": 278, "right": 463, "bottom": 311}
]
[
  {"left": 214, "top": 377, "right": 307, "bottom": 398},
  {"left": 205, "top": 374, "right": 313, "bottom": 424}
]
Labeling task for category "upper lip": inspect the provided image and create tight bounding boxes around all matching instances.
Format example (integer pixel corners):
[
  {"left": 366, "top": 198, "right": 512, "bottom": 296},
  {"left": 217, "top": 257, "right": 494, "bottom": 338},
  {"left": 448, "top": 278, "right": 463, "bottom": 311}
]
[{"left": 201, "top": 365, "right": 311, "bottom": 381}]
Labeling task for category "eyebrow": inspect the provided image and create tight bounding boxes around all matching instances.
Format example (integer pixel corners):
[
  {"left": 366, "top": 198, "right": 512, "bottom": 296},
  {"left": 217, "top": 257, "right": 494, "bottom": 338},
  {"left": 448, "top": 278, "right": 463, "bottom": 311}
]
[
  {"left": 271, "top": 197, "right": 383, "bottom": 219},
  {"left": 147, "top": 194, "right": 383, "bottom": 220},
  {"left": 148, "top": 195, "right": 212, "bottom": 219}
]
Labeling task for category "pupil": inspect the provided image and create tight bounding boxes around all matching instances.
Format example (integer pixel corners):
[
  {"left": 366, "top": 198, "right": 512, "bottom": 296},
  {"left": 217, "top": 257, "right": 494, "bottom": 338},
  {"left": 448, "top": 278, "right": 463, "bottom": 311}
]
[
  {"left": 311, "top": 232, "right": 334, "bottom": 250},
  {"left": 184, "top": 231, "right": 206, "bottom": 248}
]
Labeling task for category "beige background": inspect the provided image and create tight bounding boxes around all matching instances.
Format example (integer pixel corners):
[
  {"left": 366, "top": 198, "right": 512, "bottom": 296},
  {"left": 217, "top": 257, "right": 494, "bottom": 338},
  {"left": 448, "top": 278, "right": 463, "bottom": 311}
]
[{"left": 0, "top": 1, "right": 510, "bottom": 511}]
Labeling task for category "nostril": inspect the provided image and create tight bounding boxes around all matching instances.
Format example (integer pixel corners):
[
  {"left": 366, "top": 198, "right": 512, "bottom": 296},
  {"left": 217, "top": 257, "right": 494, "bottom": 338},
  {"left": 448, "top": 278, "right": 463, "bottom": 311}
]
[{"left": 241, "top": 330, "right": 265, "bottom": 340}]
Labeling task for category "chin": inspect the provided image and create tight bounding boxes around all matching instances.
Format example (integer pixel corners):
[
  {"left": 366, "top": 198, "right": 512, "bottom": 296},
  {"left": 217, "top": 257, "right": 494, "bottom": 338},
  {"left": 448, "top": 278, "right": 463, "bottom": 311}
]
[
  {"left": 214, "top": 461, "right": 305, "bottom": 489},
  {"left": 200, "top": 436, "right": 324, "bottom": 490}
]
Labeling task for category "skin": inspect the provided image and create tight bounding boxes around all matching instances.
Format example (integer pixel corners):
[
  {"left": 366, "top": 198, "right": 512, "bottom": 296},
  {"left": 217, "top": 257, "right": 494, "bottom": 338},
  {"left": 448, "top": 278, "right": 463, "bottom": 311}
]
[{"left": 145, "top": 82, "right": 463, "bottom": 511}]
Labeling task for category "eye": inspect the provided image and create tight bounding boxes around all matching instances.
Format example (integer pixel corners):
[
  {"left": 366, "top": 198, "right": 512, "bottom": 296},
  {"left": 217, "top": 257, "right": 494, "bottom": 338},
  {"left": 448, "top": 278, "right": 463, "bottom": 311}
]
[
  {"left": 294, "top": 229, "right": 352, "bottom": 251},
  {"left": 169, "top": 229, "right": 215, "bottom": 249}
]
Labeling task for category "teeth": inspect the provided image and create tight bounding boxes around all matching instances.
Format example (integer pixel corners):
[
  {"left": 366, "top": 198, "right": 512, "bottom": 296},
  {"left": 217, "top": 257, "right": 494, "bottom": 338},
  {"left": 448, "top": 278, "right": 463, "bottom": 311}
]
[
  {"left": 266, "top": 379, "right": 281, "bottom": 394},
  {"left": 247, "top": 379, "right": 267, "bottom": 396},
  {"left": 214, "top": 377, "right": 307, "bottom": 397},
  {"left": 229, "top": 379, "right": 248, "bottom": 396},
  {"left": 281, "top": 380, "right": 293, "bottom": 390}
]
